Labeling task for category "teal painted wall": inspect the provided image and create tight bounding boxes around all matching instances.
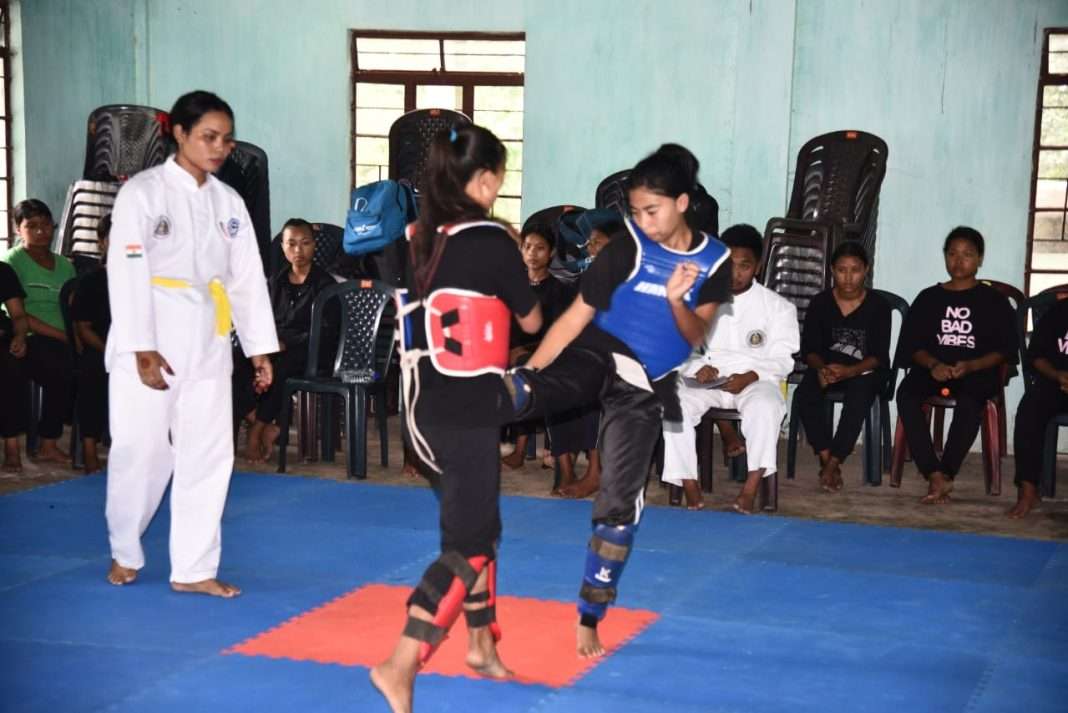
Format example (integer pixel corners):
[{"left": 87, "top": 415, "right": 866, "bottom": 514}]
[
  {"left": 20, "top": 0, "right": 138, "bottom": 210},
  {"left": 18, "top": 0, "right": 1068, "bottom": 444}
]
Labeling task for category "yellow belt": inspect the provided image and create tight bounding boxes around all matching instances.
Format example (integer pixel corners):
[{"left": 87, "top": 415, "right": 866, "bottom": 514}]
[{"left": 150, "top": 276, "right": 232, "bottom": 336}]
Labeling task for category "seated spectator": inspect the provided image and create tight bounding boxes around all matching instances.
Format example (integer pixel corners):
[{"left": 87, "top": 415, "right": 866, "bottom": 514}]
[
  {"left": 894, "top": 226, "right": 1018, "bottom": 505},
  {"left": 70, "top": 214, "right": 113, "bottom": 473},
  {"left": 551, "top": 217, "right": 623, "bottom": 498},
  {"left": 0, "top": 260, "right": 29, "bottom": 473},
  {"left": 662, "top": 224, "right": 799, "bottom": 512},
  {"left": 502, "top": 224, "right": 577, "bottom": 473},
  {"left": 1010, "top": 294, "right": 1068, "bottom": 517},
  {"left": 234, "top": 218, "right": 337, "bottom": 462},
  {"left": 793, "top": 242, "right": 891, "bottom": 491},
  {"left": 1, "top": 199, "right": 76, "bottom": 465}
]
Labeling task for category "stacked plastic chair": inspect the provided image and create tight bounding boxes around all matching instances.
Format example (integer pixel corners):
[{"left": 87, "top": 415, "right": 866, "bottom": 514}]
[
  {"left": 762, "top": 130, "right": 888, "bottom": 338},
  {"left": 56, "top": 105, "right": 173, "bottom": 267},
  {"left": 216, "top": 140, "right": 272, "bottom": 272}
]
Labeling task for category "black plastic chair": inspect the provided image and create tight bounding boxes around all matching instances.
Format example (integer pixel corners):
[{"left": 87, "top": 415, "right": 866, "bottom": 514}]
[
  {"left": 595, "top": 170, "right": 631, "bottom": 215},
  {"left": 388, "top": 108, "right": 471, "bottom": 195},
  {"left": 784, "top": 130, "right": 888, "bottom": 264},
  {"left": 277, "top": 279, "right": 396, "bottom": 479},
  {"left": 82, "top": 105, "right": 172, "bottom": 181},
  {"left": 1018, "top": 285, "right": 1068, "bottom": 497},
  {"left": 785, "top": 289, "right": 908, "bottom": 487},
  {"left": 216, "top": 141, "right": 272, "bottom": 271}
]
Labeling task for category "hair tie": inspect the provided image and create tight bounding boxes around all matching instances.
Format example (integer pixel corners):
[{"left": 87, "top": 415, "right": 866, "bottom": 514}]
[{"left": 448, "top": 128, "right": 458, "bottom": 143}]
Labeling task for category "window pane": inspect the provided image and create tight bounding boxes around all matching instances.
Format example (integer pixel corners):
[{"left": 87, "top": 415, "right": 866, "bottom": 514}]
[
  {"left": 1045, "top": 85, "right": 1068, "bottom": 108},
  {"left": 475, "top": 85, "right": 523, "bottom": 112},
  {"left": 356, "top": 107, "right": 404, "bottom": 136},
  {"left": 1051, "top": 53, "right": 1068, "bottom": 75},
  {"left": 355, "top": 136, "right": 389, "bottom": 165},
  {"left": 1039, "top": 150, "right": 1068, "bottom": 179},
  {"left": 1051, "top": 34, "right": 1068, "bottom": 52},
  {"left": 0, "top": 148, "right": 6, "bottom": 179},
  {"left": 357, "top": 37, "right": 440, "bottom": 71},
  {"left": 1036, "top": 179, "right": 1068, "bottom": 209},
  {"left": 501, "top": 170, "right": 522, "bottom": 196},
  {"left": 473, "top": 109, "right": 523, "bottom": 141},
  {"left": 1041, "top": 108, "right": 1068, "bottom": 146},
  {"left": 356, "top": 164, "right": 386, "bottom": 187},
  {"left": 503, "top": 140, "right": 523, "bottom": 170},
  {"left": 444, "top": 40, "right": 525, "bottom": 73},
  {"left": 416, "top": 85, "right": 462, "bottom": 111},
  {"left": 1029, "top": 270, "right": 1068, "bottom": 297},
  {"left": 1033, "top": 211, "right": 1066, "bottom": 241},
  {"left": 356, "top": 83, "right": 405, "bottom": 109},
  {"left": 492, "top": 197, "right": 521, "bottom": 225}
]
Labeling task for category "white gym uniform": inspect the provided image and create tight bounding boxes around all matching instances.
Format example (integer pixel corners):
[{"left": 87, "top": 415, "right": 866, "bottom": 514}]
[
  {"left": 662, "top": 281, "right": 798, "bottom": 485},
  {"left": 104, "top": 156, "right": 277, "bottom": 583}
]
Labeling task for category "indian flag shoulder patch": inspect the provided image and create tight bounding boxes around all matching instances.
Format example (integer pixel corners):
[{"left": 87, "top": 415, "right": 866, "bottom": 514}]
[{"left": 125, "top": 244, "right": 144, "bottom": 259}]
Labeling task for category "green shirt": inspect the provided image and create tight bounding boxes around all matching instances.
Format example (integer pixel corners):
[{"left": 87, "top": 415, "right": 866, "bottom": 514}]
[{"left": 1, "top": 245, "right": 76, "bottom": 333}]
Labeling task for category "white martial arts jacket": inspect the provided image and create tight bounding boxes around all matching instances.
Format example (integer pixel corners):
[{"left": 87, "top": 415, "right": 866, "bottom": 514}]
[
  {"left": 105, "top": 157, "right": 278, "bottom": 378},
  {"left": 680, "top": 282, "right": 799, "bottom": 384}
]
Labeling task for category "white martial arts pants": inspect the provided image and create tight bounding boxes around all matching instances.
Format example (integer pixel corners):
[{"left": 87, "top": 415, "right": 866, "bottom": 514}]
[
  {"left": 662, "top": 380, "right": 785, "bottom": 486},
  {"left": 105, "top": 367, "right": 234, "bottom": 583}
]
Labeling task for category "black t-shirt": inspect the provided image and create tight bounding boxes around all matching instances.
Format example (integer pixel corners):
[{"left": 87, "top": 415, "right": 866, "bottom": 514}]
[
  {"left": 69, "top": 267, "right": 111, "bottom": 347},
  {"left": 0, "top": 261, "right": 26, "bottom": 341},
  {"left": 269, "top": 264, "right": 339, "bottom": 360},
  {"left": 411, "top": 224, "right": 538, "bottom": 427},
  {"left": 574, "top": 231, "right": 732, "bottom": 416},
  {"left": 1028, "top": 297, "right": 1068, "bottom": 372},
  {"left": 801, "top": 289, "right": 891, "bottom": 368},
  {"left": 511, "top": 274, "right": 576, "bottom": 349},
  {"left": 894, "top": 283, "right": 1019, "bottom": 370}
]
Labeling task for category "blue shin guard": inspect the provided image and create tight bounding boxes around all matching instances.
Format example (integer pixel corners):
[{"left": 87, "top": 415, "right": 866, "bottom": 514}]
[{"left": 577, "top": 523, "right": 636, "bottom": 627}]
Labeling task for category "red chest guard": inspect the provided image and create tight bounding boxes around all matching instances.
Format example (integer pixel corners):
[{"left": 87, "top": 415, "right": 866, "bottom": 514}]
[{"left": 424, "top": 288, "right": 511, "bottom": 377}]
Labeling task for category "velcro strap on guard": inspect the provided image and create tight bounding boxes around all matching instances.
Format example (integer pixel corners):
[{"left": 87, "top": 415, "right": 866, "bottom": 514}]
[
  {"left": 464, "top": 605, "right": 497, "bottom": 628},
  {"left": 403, "top": 617, "right": 446, "bottom": 646},
  {"left": 579, "top": 583, "right": 617, "bottom": 604},
  {"left": 589, "top": 535, "right": 630, "bottom": 562},
  {"left": 464, "top": 590, "right": 491, "bottom": 604}
]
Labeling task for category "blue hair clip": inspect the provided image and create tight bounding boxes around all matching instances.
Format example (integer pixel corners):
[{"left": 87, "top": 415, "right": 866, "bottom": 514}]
[{"left": 448, "top": 128, "right": 458, "bottom": 143}]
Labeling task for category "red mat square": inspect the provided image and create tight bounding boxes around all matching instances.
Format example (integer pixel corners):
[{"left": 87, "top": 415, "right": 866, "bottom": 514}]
[{"left": 227, "top": 583, "right": 659, "bottom": 687}]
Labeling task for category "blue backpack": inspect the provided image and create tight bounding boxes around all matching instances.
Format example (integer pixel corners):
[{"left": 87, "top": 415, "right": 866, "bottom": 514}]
[{"left": 343, "top": 180, "right": 418, "bottom": 256}]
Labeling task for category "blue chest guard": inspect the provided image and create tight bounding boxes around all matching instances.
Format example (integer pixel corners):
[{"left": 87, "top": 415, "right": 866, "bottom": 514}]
[{"left": 592, "top": 216, "right": 729, "bottom": 381}]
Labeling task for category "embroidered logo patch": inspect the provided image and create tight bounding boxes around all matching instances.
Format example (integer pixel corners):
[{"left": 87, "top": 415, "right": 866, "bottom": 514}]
[
  {"left": 227, "top": 218, "right": 240, "bottom": 238},
  {"left": 125, "top": 244, "right": 144, "bottom": 259},
  {"left": 153, "top": 215, "right": 171, "bottom": 238},
  {"left": 746, "top": 329, "right": 766, "bottom": 348}
]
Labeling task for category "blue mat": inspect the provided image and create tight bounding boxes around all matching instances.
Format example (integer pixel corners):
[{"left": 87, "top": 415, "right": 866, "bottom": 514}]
[{"left": 2, "top": 472, "right": 1066, "bottom": 712}]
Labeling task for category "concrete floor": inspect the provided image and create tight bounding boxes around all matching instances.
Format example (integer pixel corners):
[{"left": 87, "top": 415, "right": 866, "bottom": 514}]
[{"left": 3, "top": 415, "right": 1067, "bottom": 541}]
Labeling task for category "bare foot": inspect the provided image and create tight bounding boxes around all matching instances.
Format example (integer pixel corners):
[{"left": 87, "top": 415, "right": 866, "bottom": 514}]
[
  {"left": 32, "top": 442, "right": 69, "bottom": 466},
  {"left": 83, "top": 440, "right": 103, "bottom": 473},
  {"left": 501, "top": 446, "right": 525, "bottom": 470},
  {"left": 732, "top": 481, "right": 760, "bottom": 515},
  {"left": 561, "top": 474, "right": 600, "bottom": 499},
  {"left": 370, "top": 660, "right": 415, "bottom": 713},
  {"left": 576, "top": 621, "right": 606, "bottom": 658},
  {"left": 818, "top": 458, "right": 842, "bottom": 493},
  {"left": 107, "top": 559, "right": 138, "bottom": 586},
  {"left": 465, "top": 627, "right": 513, "bottom": 679},
  {"left": 722, "top": 433, "right": 746, "bottom": 458},
  {"left": 682, "top": 480, "right": 704, "bottom": 510},
  {"left": 1008, "top": 482, "right": 1041, "bottom": 519},
  {"left": 1, "top": 455, "right": 21, "bottom": 474},
  {"left": 402, "top": 462, "right": 420, "bottom": 479},
  {"left": 920, "top": 472, "right": 954, "bottom": 505},
  {"left": 244, "top": 422, "right": 266, "bottom": 462},
  {"left": 171, "top": 578, "right": 241, "bottom": 598},
  {"left": 260, "top": 424, "right": 281, "bottom": 461}
]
